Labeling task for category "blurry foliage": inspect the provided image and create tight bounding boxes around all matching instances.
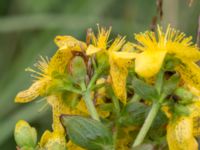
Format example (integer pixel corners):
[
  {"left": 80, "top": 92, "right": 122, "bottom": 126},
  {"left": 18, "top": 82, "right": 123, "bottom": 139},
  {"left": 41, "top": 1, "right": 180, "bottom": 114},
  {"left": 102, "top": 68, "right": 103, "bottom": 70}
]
[{"left": 0, "top": 0, "right": 199, "bottom": 149}]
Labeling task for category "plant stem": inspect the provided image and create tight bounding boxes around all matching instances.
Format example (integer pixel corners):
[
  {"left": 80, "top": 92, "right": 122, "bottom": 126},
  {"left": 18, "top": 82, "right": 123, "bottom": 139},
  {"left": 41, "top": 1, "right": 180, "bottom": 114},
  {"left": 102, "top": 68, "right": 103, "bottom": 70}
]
[
  {"left": 83, "top": 90, "right": 100, "bottom": 121},
  {"left": 113, "top": 125, "right": 119, "bottom": 149},
  {"left": 132, "top": 102, "right": 160, "bottom": 147},
  {"left": 112, "top": 96, "right": 120, "bottom": 115},
  {"left": 87, "top": 68, "right": 102, "bottom": 90}
]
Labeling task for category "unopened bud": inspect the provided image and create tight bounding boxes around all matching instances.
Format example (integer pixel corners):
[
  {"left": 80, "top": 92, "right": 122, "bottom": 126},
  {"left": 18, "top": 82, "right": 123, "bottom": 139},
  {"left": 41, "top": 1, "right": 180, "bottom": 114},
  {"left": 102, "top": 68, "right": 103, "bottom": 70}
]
[
  {"left": 174, "top": 87, "right": 194, "bottom": 103},
  {"left": 14, "top": 120, "right": 37, "bottom": 148}
]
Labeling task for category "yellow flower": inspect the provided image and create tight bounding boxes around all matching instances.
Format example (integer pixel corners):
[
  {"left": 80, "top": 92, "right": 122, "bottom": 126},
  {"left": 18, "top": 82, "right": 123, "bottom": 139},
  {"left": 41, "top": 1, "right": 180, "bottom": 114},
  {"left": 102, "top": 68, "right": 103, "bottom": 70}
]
[
  {"left": 86, "top": 26, "right": 136, "bottom": 104},
  {"left": 15, "top": 36, "right": 88, "bottom": 142},
  {"left": 15, "top": 36, "right": 86, "bottom": 103},
  {"left": 134, "top": 25, "right": 200, "bottom": 78},
  {"left": 167, "top": 116, "right": 198, "bottom": 150}
]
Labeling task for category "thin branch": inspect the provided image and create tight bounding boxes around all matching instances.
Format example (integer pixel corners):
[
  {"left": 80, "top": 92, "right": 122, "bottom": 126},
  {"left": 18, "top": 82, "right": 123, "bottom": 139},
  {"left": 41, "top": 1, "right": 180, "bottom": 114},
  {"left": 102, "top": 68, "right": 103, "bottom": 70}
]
[{"left": 197, "top": 16, "right": 200, "bottom": 48}]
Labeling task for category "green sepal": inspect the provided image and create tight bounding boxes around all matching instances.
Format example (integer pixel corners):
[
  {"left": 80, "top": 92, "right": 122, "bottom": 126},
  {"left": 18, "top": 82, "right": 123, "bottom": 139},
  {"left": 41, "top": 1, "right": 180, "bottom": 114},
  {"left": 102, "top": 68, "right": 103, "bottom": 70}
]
[
  {"left": 119, "top": 102, "right": 149, "bottom": 126},
  {"left": 173, "top": 103, "right": 190, "bottom": 117},
  {"left": 61, "top": 115, "right": 114, "bottom": 150},
  {"left": 164, "top": 55, "right": 181, "bottom": 71},
  {"left": 174, "top": 87, "right": 194, "bottom": 104},
  {"left": 162, "top": 73, "right": 180, "bottom": 98}
]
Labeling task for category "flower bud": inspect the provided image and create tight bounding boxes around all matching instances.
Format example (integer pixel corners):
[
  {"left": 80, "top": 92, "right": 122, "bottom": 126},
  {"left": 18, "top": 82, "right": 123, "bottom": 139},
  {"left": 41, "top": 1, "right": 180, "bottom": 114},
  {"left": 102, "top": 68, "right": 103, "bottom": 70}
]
[
  {"left": 14, "top": 120, "right": 37, "bottom": 148},
  {"left": 174, "top": 87, "right": 194, "bottom": 103},
  {"left": 20, "top": 146, "right": 35, "bottom": 150}
]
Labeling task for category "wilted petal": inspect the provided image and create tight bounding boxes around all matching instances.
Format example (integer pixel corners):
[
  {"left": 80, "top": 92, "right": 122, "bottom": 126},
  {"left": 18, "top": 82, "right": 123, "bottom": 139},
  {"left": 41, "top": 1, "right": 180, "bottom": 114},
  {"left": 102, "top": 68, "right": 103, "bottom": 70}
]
[
  {"left": 135, "top": 50, "right": 166, "bottom": 78},
  {"left": 54, "top": 35, "right": 87, "bottom": 51},
  {"left": 39, "top": 130, "right": 66, "bottom": 149},
  {"left": 188, "top": 102, "right": 200, "bottom": 136},
  {"left": 176, "top": 61, "right": 200, "bottom": 91},
  {"left": 15, "top": 80, "right": 47, "bottom": 103},
  {"left": 109, "top": 52, "right": 133, "bottom": 104},
  {"left": 167, "top": 117, "right": 198, "bottom": 150}
]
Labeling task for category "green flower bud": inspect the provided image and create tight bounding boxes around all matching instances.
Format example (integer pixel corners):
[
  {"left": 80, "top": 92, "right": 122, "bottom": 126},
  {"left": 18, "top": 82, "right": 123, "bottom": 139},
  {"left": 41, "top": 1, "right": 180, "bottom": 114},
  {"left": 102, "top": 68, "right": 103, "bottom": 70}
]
[
  {"left": 14, "top": 120, "right": 37, "bottom": 148},
  {"left": 174, "top": 104, "right": 190, "bottom": 116},
  {"left": 20, "top": 146, "right": 35, "bottom": 150},
  {"left": 174, "top": 87, "right": 194, "bottom": 103}
]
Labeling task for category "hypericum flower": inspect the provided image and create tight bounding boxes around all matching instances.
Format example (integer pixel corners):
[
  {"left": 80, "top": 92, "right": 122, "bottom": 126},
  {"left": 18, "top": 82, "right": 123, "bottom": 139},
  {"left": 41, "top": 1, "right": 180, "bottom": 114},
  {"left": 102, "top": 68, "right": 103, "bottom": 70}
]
[
  {"left": 15, "top": 36, "right": 88, "bottom": 145},
  {"left": 86, "top": 26, "right": 136, "bottom": 104},
  {"left": 133, "top": 25, "right": 200, "bottom": 78},
  {"left": 15, "top": 36, "right": 86, "bottom": 103}
]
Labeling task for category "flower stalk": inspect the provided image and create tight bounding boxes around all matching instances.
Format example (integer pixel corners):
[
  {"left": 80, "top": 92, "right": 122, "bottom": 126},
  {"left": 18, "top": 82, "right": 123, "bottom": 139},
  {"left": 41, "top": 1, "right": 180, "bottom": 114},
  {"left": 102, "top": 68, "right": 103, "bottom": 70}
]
[
  {"left": 83, "top": 89, "right": 100, "bottom": 121},
  {"left": 132, "top": 102, "right": 160, "bottom": 147}
]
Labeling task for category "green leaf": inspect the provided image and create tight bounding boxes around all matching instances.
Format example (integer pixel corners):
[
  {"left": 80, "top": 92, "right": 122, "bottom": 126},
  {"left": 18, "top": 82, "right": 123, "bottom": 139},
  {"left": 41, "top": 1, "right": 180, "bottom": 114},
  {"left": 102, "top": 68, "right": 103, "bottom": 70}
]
[
  {"left": 61, "top": 115, "right": 114, "bottom": 150},
  {"left": 119, "top": 102, "right": 149, "bottom": 126},
  {"left": 131, "top": 77, "right": 159, "bottom": 101},
  {"left": 163, "top": 73, "right": 180, "bottom": 97}
]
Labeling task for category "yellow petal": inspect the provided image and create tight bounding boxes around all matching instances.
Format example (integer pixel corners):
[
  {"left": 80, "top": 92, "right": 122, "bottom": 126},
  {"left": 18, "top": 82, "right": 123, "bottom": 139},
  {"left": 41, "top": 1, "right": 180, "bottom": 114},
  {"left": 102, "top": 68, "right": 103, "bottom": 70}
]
[
  {"left": 121, "top": 42, "right": 135, "bottom": 52},
  {"left": 95, "top": 26, "right": 111, "bottom": 49},
  {"left": 67, "top": 140, "right": 85, "bottom": 150},
  {"left": 15, "top": 80, "right": 47, "bottom": 103},
  {"left": 108, "top": 36, "right": 126, "bottom": 52},
  {"left": 86, "top": 44, "right": 102, "bottom": 55},
  {"left": 40, "top": 130, "right": 66, "bottom": 150},
  {"left": 109, "top": 52, "right": 132, "bottom": 104},
  {"left": 167, "top": 117, "right": 198, "bottom": 150},
  {"left": 54, "top": 35, "right": 86, "bottom": 51},
  {"left": 176, "top": 61, "right": 200, "bottom": 91},
  {"left": 40, "top": 130, "right": 52, "bottom": 147},
  {"left": 168, "top": 45, "right": 200, "bottom": 62},
  {"left": 47, "top": 95, "right": 84, "bottom": 135},
  {"left": 47, "top": 95, "right": 71, "bottom": 135},
  {"left": 111, "top": 51, "right": 137, "bottom": 60},
  {"left": 188, "top": 101, "right": 200, "bottom": 136},
  {"left": 135, "top": 50, "right": 166, "bottom": 78}
]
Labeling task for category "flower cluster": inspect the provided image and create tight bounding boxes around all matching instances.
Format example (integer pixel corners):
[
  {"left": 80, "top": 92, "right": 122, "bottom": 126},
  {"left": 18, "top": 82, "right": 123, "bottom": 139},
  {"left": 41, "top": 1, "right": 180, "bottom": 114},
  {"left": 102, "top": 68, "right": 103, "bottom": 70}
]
[{"left": 14, "top": 25, "right": 200, "bottom": 150}]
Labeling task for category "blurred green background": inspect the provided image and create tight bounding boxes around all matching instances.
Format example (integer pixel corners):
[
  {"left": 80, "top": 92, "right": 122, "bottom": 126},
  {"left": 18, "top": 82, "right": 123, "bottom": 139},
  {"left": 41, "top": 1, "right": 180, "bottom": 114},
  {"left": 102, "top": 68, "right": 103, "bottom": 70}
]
[{"left": 0, "top": 0, "right": 199, "bottom": 149}]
